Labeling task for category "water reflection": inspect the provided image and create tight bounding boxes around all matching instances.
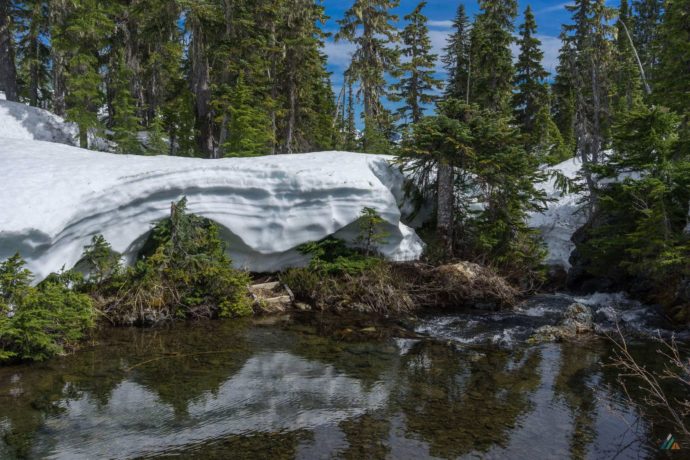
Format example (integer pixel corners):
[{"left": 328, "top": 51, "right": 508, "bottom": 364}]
[
  {"left": 394, "top": 342, "right": 541, "bottom": 458},
  {"left": 0, "top": 315, "right": 669, "bottom": 459}
]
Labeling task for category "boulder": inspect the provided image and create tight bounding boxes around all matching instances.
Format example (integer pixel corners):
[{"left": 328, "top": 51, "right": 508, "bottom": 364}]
[{"left": 529, "top": 302, "right": 593, "bottom": 343}]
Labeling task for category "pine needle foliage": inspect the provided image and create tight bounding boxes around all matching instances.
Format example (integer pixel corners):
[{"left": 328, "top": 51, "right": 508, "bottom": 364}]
[
  {"left": 92, "top": 198, "right": 252, "bottom": 325},
  {"left": 0, "top": 254, "right": 94, "bottom": 363}
]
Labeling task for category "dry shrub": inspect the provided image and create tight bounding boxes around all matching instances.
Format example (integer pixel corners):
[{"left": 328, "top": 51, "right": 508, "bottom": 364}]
[
  {"left": 393, "top": 261, "right": 518, "bottom": 309},
  {"left": 280, "top": 262, "right": 414, "bottom": 315},
  {"left": 609, "top": 326, "right": 690, "bottom": 437},
  {"left": 282, "top": 260, "right": 518, "bottom": 315}
]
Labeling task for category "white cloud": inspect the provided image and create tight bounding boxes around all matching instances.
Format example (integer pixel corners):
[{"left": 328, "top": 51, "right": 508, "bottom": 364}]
[
  {"left": 511, "top": 34, "right": 561, "bottom": 74},
  {"left": 537, "top": 34, "right": 563, "bottom": 75},
  {"left": 535, "top": 2, "right": 571, "bottom": 15},
  {"left": 324, "top": 29, "right": 562, "bottom": 79},
  {"left": 323, "top": 40, "right": 357, "bottom": 70},
  {"left": 428, "top": 20, "right": 454, "bottom": 29},
  {"left": 429, "top": 29, "right": 451, "bottom": 72}
]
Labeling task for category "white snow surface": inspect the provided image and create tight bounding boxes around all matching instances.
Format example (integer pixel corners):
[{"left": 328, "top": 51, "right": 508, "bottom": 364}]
[
  {"left": 0, "top": 99, "right": 78, "bottom": 146},
  {"left": 528, "top": 157, "right": 587, "bottom": 270},
  {"left": 0, "top": 138, "right": 424, "bottom": 280}
]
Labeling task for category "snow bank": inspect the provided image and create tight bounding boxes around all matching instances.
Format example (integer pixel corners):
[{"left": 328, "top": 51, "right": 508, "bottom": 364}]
[
  {"left": 0, "top": 139, "right": 424, "bottom": 280},
  {"left": 0, "top": 99, "right": 78, "bottom": 146},
  {"left": 528, "top": 158, "right": 587, "bottom": 270}
]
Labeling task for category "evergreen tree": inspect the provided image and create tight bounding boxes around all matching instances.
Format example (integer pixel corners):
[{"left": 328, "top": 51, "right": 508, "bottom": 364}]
[
  {"left": 580, "top": 107, "right": 690, "bottom": 303},
  {"left": 513, "top": 6, "right": 549, "bottom": 135},
  {"left": 469, "top": 0, "right": 517, "bottom": 113},
  {"left": 302, "top": 64, "right": 338, "bottom": 152},
  {"left": 0, "top": 0, "right": 19, "bottom": 101},
  {"left": 612, "top": 0, "right": 643, "bottom": 114},
  {"left": 277, "top": 0, "right": 336, "bottom": 153},
  {"left": 49, "top": 0, "right": 69, "bottom": 116},
  {"left": 115, "top": 0, "right": 183, "bottom": 130},
  {"left": 655, "top": 0, "right": 690, "bottom": 129},
  {"left": 632, "top": 0, "right": 663, "bottom": 81},
  {"left": 552, "top": 35, "right": 577, "bottom": 152},
  {"left": 561, "top": 0, "right": 616, "bottom": 196},
  {"left": 161, "top": 83, "right": 197, "bottom": 156},
  {"left": 442, "top": 4, "right": 471, "bottom": 103},
  {"left": 458, "top": 103, "right": 548, "bottom": 275},
  {"left": 392, "top": 1, "right": 442, "bottom": 125},
  {"left": 336, "top": 0, "right": 399, "bottom": 152},
  {"left": 110, "top": 51, "right": 143, "bottom": 154},
  {"left": 401, "top": 104, "right": 473, "bottom": 254},
  {"left": 146, "top": 114, "right": 168, "bottom": 156},
  {"left": 1, "top": 0, "right": 338, "bottom": 157},
  {"left": 220, "top": 76, "right": 273, "bottom": 157},
  {"left": 184, "top": 0, "right": 222, "bottom": 158},
  {"left": 402, "top": 101, "right": 548, "bottom": 274},
  {"left": 14, "top": 0, "right": 51, "bottom": 107},
  {"left": 344, "top": 79, "right": 358, "bottom": 151},
  {"left": 532, "top": 103, "right": 571, "bottom": 165},
  {"left": 57, "top": 0, "right": 113, "bottom": 148}
]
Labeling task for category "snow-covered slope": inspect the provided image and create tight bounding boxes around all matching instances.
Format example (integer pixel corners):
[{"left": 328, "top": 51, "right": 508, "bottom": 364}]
[
  {"left": 0, "top": 99, "right": 78, "bottom": 146},
  {"left": 0, "top": 139, "right": 424, "bottom": 279},
  {"left": 529, "top": 158, "right": 587, "bottom": 270}
]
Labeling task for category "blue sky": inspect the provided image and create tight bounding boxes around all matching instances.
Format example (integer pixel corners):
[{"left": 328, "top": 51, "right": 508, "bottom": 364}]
[{"left": 321, "top": 1, "right": 619, "bottom": 124}]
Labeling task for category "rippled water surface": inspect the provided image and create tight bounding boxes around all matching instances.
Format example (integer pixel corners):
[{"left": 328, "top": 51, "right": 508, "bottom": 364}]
[{"left": 0, "top": 294, "right": 683, "bottom": 459}]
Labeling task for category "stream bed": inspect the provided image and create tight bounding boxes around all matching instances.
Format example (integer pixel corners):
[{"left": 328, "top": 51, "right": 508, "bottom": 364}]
[{"left": 0, "top": 293, "right": 685, "bottom": 459}]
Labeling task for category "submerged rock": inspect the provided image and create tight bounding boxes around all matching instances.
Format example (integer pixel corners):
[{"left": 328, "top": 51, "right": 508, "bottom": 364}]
[
  {"left": 249, "top": 281, "right": 293, "bottom": 314},
  {"left": 562, "top": 302, "right": 593, "bottom": 333},
  {"left": 529, "top": 302, "right": 593, "bottom": 343}
]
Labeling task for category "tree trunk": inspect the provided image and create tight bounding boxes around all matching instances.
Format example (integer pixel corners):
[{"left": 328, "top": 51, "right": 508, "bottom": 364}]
[
  {"left": 269, "top": 22, "right": 278, "bottom": 155},
  {"left": 29, "top": 35, "right": 39, "bottom": 106},
  {"left": 286, "top": 78, "right": 296, "bottom": 154},
  {"left": 50, "top": 0, "right": 67, "bottom": 116},
  {"left": 190, "top": 16, "right": 214, "bottom": 158},
  {"left": 0, "top": 0, "right": 19, "bottom": 102},
  {"left": 79, "top": 126, "right": 88, "bottom": 149},
  {"left": 437, "top": 161, "right": 455, "bottom": 256}
]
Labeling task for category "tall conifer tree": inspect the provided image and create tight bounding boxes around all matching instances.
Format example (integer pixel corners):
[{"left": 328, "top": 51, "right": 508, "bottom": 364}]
[
  {"left": 469, "top": 0, "right": 517, "bottom": 113},
  {"left": 344, "top": 79, "right": 358, "bottom": 151},
  {"left": 655, "top": 0, "right": 690, "bottom": 128},
  {"left": 0, "top": 0, "right": 19, "bottom": 101},
  {"left": 561, "top": 0, "right": 615, "bottom": 196},
  {"left": 57, "top": 0, "right": 113, "bottom": 148},
  {"left": 278, "top": 0, "right": 335, "bottom": 153},
  {"left": 14, "top": 0, "right": 50, "bottom": 107},
  {"left": 336, "top": 0, "right": 399, "bottom": 152},
  {"left": 513, "top": 6, "right": 549, "bottom": 134},
  {"left": 442, "top": 4, "right": 471, "bottom": 103},
  {"left": 111, "top": 51, "right": 143, "bottom": 154},
  {"left": 552, "top": 34, "right": 577, "bottom": 152},
  {"left": 613, "top": 0, "right": 643, "bottom": 114},
  {"left": 393, "top": 1, "right": 442, "bottom": 125},
  {"left": 632, "top": 0, "right": 663, "bottom": 81}
]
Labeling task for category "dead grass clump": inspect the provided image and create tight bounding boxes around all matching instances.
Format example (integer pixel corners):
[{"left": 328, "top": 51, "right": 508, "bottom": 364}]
[
  {"left": 393, "top": 261, "right": 518, "bottom": 309},
  {"left": 280, "top": 262, "right": 415, "bottom": 315}
]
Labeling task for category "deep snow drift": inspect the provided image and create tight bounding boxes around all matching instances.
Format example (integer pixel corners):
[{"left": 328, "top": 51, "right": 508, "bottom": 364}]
[
  {"left": 529, "top": 158, "right": 587, "bottom": 270},
  {"left": 0, "top": 139, "right": 424, "bottom": 280},
  {"left": 0, "top": 98, "right": 595, "bottom": 278},
  {"left": 0, "top": 99, "right": 78, "bottom": 146}
]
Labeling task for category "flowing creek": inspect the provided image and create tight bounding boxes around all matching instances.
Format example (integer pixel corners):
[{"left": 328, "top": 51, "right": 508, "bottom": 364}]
[{"left": 0, "top": 293, "right": 685, "bottom": 459}]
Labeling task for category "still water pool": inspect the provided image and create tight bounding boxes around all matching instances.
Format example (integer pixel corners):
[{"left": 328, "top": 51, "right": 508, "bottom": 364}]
[{"left": 0, "top": 294, "right": 682, "bottom": 459}]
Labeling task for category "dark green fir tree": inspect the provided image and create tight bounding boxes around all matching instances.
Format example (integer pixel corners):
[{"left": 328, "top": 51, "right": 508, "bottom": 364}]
[
  {"left": 469, "top": 0, "right": 518, "bottom": 113},
  {"left": 392, "top": 1, "right": 442, "bottom": 126},
  {"left": 513, "top": 6, "right": 549, "bottom": 135},
  {"left": 336, "top": 0, "right": 399, "bottom": 152},
  {"left": 441, "top": 4, "right": 472, "bottom": 103}
]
